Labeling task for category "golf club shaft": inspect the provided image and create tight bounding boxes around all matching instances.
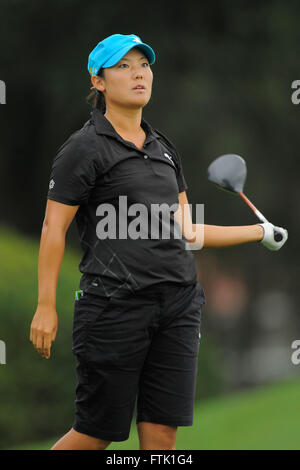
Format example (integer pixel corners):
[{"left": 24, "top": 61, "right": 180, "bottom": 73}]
[
  {"left": 238, "top": 192, "right": 283, "bottom": 241},
  {"left": 239, "top": 192, "right": 268, "bottom": 223}
]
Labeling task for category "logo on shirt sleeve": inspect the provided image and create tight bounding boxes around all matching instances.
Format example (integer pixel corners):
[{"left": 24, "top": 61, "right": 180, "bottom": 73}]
[{"left": 49, "top": 179, "right": 55, "bottom": 190}]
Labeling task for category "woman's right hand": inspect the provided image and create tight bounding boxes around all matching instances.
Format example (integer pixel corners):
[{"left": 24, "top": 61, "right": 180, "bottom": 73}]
[
  {"left": 30, "top": 306, "right": 58, "bottom": 359},
  {"left": 258, "top": 222, "right": 288, "bottom": 251}
]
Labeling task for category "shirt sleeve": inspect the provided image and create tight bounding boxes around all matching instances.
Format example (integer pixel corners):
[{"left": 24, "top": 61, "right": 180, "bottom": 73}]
[
  {"left": 173, "top": 147, "right": 188, "bottom": 193},
  {"left": 47, "top": 131, "right": 98, "bottom": 206}
]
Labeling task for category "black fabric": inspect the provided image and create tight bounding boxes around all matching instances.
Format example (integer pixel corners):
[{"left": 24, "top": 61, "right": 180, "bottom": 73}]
[
  {"left": 47, "top": 108, "right": 198, "bottom": 299},
  {"left": 72, "top": 280, "right": 205, "bottom": 442}
]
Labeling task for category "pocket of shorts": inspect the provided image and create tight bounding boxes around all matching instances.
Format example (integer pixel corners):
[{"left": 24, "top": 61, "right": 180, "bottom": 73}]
[
  {"left": 84, "top": 294, "right": 113, "bottom": 340},
  {"left": 72, "top": 293, "right": 112, "bottom": 356}
]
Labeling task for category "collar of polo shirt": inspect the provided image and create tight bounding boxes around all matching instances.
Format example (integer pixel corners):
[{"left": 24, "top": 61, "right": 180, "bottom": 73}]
[{"left": 90, "top": 108, "right": 160, "bottom": 144}]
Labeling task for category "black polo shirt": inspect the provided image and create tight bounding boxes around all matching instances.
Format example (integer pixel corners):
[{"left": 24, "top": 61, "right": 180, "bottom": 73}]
[{"left": 47, "top": 107, "right": 198, "bottom": 299}]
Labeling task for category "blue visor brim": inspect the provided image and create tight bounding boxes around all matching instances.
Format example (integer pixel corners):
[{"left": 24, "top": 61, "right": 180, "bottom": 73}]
[{"left": 102, "top": 43, "right": 155, "bottom": 69}]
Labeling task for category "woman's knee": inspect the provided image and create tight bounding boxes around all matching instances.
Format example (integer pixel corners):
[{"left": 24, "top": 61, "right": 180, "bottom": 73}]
[
  {"left": 51, "top": 428, "right": 112, "bottom": 450},
  {"left": 73, "top": 429, "right": 112, "bottom": 450},
  {"left": 137, "top": 422, "right": 177, "bottom": 450}
]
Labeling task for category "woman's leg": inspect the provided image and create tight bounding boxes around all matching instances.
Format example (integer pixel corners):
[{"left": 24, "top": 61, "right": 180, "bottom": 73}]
[
  {"left": 137, "top": 422, "right": 177, "bottom": 450},
  {"left": 51, "top": 428, "right": 111, "bottom": 450}
]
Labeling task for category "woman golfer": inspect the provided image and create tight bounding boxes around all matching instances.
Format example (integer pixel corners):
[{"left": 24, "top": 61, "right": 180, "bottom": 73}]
[{"left": 30, "top": 33, "right": 288, "bottom": 450}]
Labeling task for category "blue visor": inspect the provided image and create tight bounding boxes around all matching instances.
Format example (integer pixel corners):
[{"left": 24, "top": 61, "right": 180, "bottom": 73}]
[{"left": 88, "top": 33, "right": 155, "bottom": 76}]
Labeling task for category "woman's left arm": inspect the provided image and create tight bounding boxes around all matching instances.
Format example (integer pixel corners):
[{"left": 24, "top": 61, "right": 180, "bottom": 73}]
[
  {"left": 199, "top": 223, "right": 264, "bottom": 248},
  {"left": 174, "top": 191, "right": 264, "bottom": 249}
]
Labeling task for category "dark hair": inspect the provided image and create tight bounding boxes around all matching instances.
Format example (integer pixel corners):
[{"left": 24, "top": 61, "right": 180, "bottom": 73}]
[{"left": 86, "top": 68, "right": 106, "bottom": 114}]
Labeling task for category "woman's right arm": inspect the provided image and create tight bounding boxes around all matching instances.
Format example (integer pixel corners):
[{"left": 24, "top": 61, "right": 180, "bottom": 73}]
[{"left": 30, "top": 199, "right": 79, "bottom": 359}]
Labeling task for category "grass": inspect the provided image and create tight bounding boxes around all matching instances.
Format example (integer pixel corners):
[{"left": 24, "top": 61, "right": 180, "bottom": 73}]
[{"left": 9, "top": 378, "right": 300, "bottom": 450}]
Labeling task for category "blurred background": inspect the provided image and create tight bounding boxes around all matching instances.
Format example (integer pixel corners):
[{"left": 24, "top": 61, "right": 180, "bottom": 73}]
[{"left": 0, "top": 0, "right": 299, "bottom": 450}]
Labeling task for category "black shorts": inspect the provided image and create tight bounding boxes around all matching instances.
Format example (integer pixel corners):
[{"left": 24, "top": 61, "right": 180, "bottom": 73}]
[{"left": 71, "top": 280, "right": 206, "bottom": 442}]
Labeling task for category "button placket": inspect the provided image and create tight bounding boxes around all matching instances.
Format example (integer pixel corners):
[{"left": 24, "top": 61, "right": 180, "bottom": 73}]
[
  {"left": 114, "top": 137, "right": 155, "bottom": 173},
  {"left": 142, "top": 153, "right": 155, "bottom": 175}
]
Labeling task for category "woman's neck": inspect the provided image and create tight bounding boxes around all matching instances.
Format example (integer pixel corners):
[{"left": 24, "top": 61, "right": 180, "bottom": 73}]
[{"left": 104, "top": 107, "right": 143, "bottom": 136}]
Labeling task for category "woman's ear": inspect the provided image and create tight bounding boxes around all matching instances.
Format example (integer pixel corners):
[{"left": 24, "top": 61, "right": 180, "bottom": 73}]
[{"left": 91, "top": 75, "right": 105, "bottom": 92}]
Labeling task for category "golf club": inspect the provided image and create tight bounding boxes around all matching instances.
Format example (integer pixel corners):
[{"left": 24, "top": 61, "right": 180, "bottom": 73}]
[{"left": 207, "top": 154, "right": 283, "bottom": 242}]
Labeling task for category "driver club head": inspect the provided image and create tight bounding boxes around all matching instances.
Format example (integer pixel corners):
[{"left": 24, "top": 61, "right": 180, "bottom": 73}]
[{"left": 207, "top": 154, "right": 247, "bottom": 194}]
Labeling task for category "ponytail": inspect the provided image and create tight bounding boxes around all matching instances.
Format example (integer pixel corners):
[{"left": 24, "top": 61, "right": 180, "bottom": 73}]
[{"left": 85, "top": 68, "right": 106, "bottom": 114}]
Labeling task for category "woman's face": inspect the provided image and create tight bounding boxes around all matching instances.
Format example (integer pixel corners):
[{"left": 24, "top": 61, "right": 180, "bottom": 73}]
[{"left": 93, "top": 47, "right": 153, "bottom": 110}]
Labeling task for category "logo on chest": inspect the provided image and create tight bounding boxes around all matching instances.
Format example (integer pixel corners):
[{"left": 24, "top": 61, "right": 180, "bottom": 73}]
[{"left": 163, "top": 152, "right": 175, "bottom": 166}]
